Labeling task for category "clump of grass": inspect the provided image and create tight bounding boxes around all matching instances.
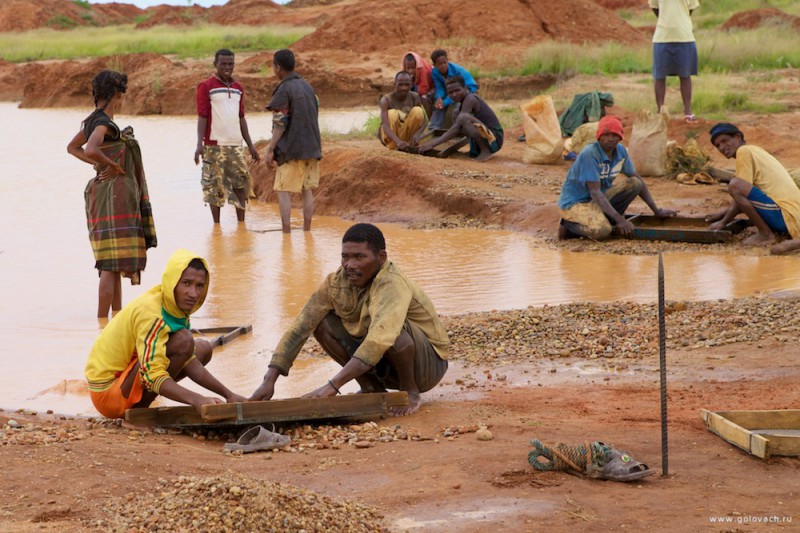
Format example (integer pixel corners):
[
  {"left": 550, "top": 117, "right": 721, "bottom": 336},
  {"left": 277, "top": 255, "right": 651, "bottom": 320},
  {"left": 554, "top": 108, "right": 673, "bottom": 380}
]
[
  {"left": 482, "top": 41, "right": 652, "bottom": 78},
  {"left": 46, "top": 15, "right": 78, "bottom": 30},
  {"left": 618, "top": 0, "right": 800, "bottom": 29},
  {"left": 0, "top": 23, "right": 313, "bottom": 62},
  {"left": 472, "top": 23, "right": 800, "bottom": 79},
  {"left": 699, "top": 26, "right": 800, "bottom": 71}
]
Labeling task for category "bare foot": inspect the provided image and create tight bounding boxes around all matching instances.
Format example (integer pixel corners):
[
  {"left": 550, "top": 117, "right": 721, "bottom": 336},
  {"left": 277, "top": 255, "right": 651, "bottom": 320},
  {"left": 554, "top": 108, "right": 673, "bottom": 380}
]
[
  {"left": 742, "top": 232, "right": 776, "bottom": 247},
  {"left": 771, "top": 239, "right": 800, "bottom": 255},
  {"left": 390, "top": 392, "right": 420, "bottom": 416},
  {"left": 475, "top": 150, "right": 496, "bottom": 162}
]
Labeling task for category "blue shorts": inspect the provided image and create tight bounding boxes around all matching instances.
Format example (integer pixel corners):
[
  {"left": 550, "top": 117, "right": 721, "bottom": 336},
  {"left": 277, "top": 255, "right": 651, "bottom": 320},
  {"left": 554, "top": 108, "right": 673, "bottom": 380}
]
[
  {"left": 748, "top": 186, "right": 789, "bottom": 234},
  {"left": 653, "top": 42, "right": 698, "bottom": 79}
]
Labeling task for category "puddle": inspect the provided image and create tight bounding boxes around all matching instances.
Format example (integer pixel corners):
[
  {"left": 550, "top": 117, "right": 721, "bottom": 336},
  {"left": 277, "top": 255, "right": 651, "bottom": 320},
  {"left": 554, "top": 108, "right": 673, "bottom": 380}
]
[{"left": 393, "top": 497, "right": 554, "bottom": 530}]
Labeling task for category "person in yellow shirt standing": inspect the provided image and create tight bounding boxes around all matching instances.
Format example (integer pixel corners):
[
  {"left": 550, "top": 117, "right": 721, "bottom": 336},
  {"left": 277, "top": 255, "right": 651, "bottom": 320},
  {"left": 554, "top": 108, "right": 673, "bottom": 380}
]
[
  {"left": 707, "top": 123, "right": 800, "bottom": 248},
  {"left": 249, "top": 223, "right": 450, "bottom": 416},
  {"left": 85, "top": 249, "right": 246, "bottom": 418},
  {"left": 649, "top": 0, "right": 699, "bottom": 123}
]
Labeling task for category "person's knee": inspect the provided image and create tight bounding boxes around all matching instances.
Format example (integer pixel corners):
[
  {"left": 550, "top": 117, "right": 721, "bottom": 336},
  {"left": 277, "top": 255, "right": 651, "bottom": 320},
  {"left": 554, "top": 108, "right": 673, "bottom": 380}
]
[
  {"left": 386, "top": 330, "right": 414, "bottom": 359},
  {"left": 313, "top": 316, "right": 334, "bottom": 344},
  {"left": 587, "top": 223, "right": 613, "bottom": 241},
  {"left": 194, "top": 338, "right": 213, "bottom": 366},
  {"left": 165, "top": 329, "right": 195, "bottom": 360},
  {"left": 727, "top": 178, "right": 748, "bottom": 197},
  {"left": 626, "top": 175, "right": 643, "bottom": 195}
]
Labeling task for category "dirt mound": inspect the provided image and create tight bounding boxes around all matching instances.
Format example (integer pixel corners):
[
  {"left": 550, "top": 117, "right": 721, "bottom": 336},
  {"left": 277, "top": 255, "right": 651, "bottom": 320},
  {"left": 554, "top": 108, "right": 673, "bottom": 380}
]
[
  {"left": 19, "top": 53, "right": 198, "bottom": 114},
  {"left": 721, "top": 8, "right": 800, "bottom": 30},
  {"left": 134, "top": 4, "right": 207, "bottom": 29},
  {"left": 0, "top": 0, "right": 142, "bottom": 32},
  {"left": 207, "top": 0, "right": 284, "bottom": 26},
  {"left": 294, "top": 0, "right": 646, "bottom": 53},
  {"left": 593, "top": 0, "right": 646, "bottom": 9},
  {"left": 286, "top": 0, "right": 344, "bottom": 6}
]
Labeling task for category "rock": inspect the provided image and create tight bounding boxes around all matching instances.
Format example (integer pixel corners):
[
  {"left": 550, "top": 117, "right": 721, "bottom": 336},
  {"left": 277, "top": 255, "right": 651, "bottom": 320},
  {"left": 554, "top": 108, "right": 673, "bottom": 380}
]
[{"left": 475, "top": 428, "right": 493, "bottom": 441}]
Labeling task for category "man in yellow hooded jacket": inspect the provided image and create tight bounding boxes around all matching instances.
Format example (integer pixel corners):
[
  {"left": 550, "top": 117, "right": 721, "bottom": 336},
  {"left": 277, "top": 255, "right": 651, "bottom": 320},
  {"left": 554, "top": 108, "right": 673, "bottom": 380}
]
[{"left": 85, "top": 249, "right": 246, "bottom": 418}]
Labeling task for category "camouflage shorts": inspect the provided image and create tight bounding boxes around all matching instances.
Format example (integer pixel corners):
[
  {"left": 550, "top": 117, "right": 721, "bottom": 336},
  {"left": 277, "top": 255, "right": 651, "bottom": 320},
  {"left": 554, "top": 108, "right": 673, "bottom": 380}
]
[{"left": 201, "top": 145, "right": 254, "bottom": 209}]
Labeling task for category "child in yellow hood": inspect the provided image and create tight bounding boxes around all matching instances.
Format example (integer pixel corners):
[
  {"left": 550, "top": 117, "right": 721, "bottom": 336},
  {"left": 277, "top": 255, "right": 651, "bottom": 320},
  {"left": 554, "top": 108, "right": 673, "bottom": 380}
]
[{"left": 85, "top": 249, "right": 246, "bottom": 418}]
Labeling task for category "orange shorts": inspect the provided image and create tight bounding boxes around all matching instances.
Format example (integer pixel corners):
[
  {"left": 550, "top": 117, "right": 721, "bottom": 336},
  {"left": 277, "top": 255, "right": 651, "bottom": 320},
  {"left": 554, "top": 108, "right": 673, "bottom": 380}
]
[{"left": 89, "top": 356, "right": 144, "bottom": 419}]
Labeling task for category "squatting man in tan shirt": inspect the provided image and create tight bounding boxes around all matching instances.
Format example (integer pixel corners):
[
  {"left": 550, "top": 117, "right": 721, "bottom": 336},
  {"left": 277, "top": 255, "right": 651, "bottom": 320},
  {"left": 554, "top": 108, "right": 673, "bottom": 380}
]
[{"left": 250, "top": 223, "right": 450, "bottom": 415}]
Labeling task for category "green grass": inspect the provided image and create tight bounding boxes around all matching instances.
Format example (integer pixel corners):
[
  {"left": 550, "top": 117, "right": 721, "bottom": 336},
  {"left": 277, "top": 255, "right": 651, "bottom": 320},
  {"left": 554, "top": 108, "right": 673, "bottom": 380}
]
[
  {"left": 473, "top": 22, "right": 800, "bottom": 80},
  {"left": 616, "top": 75, "right": 789, "bottom": 120},
  {"left": 699, "top": 26, "right": 800, "bottom": 71},
  {"left": 46, "top": 15, "right": 78, "bottom": 30},
  {"left": 0, "top": 23, "right": 313, "bottom": 62},
  {"left": 621, "top": 0, "right": 800, "bottom": 29}
]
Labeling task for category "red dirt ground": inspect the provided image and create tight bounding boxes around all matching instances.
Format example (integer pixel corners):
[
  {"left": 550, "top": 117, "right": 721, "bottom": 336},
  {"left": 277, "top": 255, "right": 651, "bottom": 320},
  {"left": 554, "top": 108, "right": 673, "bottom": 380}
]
[
  {"left": 721, "top": 7, "right": 800, "bottom": 31},
  {"left": 0, "top": 0, "right": 142, "bottom": 32},
  {"left": 2, "top": 343, "right": 799, "bottom": 532},
  {"left": 293, "top": 0, "right": 646, "bottom": 55}
]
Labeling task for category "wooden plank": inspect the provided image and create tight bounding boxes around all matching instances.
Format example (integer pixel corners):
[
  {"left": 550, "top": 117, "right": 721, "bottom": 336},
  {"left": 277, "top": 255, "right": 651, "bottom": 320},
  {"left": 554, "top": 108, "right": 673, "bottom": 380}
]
[
  {"left": 193, "top": 325, "right": 252, "bottom": 347},
  {"left": 757, "top": 435, "right": 800, "bottom": 457},
  {"left": 435, "top": 137, "right": 470, "bottom": 158},
  {"left": 201, "top": 392, "right": 408, "bottom": 423},
  {"left": 716, "top": 410, "right": 800, "bottom": 430},
  {"left": 701, "top": 409, "right": 753, "bottom": 453},
  {"left": 701, "top": 409, "right": 800, "bottom": 459},
  {"left": 125, "top": 392, "right": 408, "bottom": 428},
  {"left": 750, "top": 434, "right": 771, "bottom": 459},
  {"left": 125, "top": 405, "right": 202, "bottom": 426}
]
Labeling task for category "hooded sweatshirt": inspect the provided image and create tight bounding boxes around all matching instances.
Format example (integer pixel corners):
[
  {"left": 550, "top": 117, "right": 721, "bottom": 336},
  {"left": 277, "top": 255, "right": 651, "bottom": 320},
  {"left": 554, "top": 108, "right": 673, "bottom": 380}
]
[
  {"left": 401, "top": 51, "right": 434, "bottom": 97},
  {"left": 85, "top": 249, "right": 209, "bottom": 394}
]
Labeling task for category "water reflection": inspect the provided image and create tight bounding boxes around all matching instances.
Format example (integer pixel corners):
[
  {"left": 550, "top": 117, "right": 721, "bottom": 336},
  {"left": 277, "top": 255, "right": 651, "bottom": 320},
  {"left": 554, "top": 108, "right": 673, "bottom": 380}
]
[{"left": 1, "top": 103, "right": 798, "bottom": 414}]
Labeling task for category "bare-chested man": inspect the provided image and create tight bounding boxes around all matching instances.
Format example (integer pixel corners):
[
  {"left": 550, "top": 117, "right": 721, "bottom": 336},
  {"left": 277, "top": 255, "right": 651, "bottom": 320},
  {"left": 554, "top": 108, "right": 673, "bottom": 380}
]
[{"left": 418, "top": 75, "right": 503, "bottom": 162}]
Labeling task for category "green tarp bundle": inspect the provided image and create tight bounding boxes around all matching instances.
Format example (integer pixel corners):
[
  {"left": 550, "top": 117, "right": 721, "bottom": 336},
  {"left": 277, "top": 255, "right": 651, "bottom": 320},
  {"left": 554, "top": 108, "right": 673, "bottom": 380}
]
[{"left": 558, "top": 91, "right": 614, "bottom": 137}]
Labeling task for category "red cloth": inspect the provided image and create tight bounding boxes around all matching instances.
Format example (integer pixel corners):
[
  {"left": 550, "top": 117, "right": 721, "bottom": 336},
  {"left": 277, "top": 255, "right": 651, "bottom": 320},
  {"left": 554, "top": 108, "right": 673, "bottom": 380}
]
[
  {"left": 596, "top": 115, "right": 624, "bottom": 140},
  {"left": 401, "top": 51, "right": 434, "bottom": 96}
]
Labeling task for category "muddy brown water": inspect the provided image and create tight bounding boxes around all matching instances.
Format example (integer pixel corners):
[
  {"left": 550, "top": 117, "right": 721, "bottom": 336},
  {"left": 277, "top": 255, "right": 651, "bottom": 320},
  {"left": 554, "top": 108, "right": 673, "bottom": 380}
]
[{"left": 1, "top": 103, "right": 799, "bottom": 415}]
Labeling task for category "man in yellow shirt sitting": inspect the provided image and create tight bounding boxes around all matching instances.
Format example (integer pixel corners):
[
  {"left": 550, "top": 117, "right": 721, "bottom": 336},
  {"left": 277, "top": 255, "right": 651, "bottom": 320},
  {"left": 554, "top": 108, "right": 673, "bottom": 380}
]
[
  {"left": 250, "top": 223, "right": 450, "bottom": 416},
  {"left": 85, "top": 249, "right": 246, "bottom": 418},
  {"left": 707, "top": 123, "right": 800, "bottom": 248}
]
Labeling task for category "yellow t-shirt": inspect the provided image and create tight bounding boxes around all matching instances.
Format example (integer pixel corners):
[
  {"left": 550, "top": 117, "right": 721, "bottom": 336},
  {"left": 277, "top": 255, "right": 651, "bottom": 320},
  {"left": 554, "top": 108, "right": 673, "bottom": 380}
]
[
  {"left": 736, "top": 145, "right": 800, "bottom": 239},
  {"left": 649, "top": 0, "right": 699, "bottom": 43}
]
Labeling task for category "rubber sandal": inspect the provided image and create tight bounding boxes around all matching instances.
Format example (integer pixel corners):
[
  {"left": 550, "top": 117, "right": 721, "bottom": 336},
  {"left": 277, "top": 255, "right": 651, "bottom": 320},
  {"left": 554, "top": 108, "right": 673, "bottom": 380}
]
[
  {"left": 587, "top": 446, "right": 655, "bottom": 482},
  {"left": 223, "top": 425, "right": 290, "bottom": 453},
  {"left": 693, "top": 171, "right": 716, "bottom": 185},
  {"left": 684, "top": 114, "right": 698, "bottom": 124}
]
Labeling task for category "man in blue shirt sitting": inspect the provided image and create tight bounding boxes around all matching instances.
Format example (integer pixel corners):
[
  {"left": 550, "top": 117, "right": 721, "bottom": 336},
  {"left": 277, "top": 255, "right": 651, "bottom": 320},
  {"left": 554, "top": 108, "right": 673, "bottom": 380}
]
[
  {"left": 558, "top": 115, "right": 676, "bottom": 240},
  {"left": 429, "top": 49, "right": 478, "bottom": 130}
]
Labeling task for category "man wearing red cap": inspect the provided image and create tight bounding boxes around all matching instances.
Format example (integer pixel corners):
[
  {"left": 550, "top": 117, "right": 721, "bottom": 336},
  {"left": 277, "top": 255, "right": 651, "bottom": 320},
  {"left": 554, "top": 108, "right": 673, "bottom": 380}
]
[{"left": 557, "top": 115, "right": 676, "bottom": 240}]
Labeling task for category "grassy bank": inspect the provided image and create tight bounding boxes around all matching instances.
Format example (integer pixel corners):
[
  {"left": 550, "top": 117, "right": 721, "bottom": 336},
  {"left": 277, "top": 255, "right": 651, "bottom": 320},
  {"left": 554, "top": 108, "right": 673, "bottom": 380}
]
[
  {"left": 472, "top": 25, "right": 800, "bottom": 79},
  {"left": 0, "top": 23, "right": 313, "bottom": 62},
  {"left": 620, "top": 0, "right": 800, "bottom": 29}
]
